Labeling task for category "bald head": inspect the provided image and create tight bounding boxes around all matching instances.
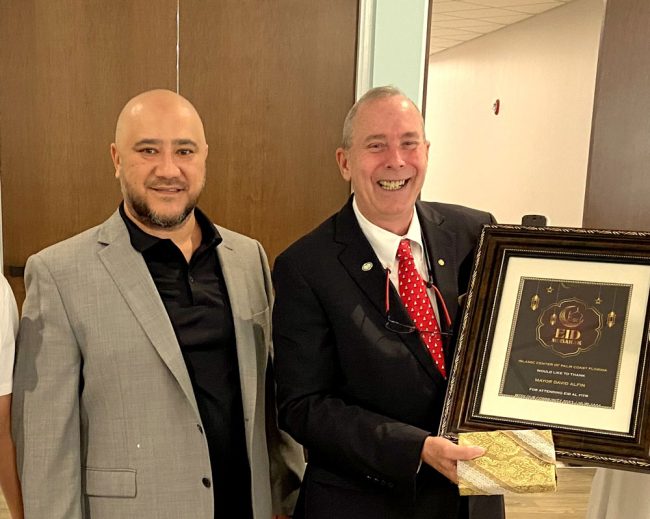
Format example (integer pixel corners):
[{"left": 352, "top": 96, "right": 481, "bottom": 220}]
[
  {"left": 110, "top": 89, "right": 209, "bottom": 233},
  {"left": 114, "top": 89, "right": 207, "bottom": 149}
]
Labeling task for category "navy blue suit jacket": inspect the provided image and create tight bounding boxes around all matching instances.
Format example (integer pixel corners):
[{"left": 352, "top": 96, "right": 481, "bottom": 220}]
[{"left": 272, "top": 197, "right": 504, "bottom": 518}]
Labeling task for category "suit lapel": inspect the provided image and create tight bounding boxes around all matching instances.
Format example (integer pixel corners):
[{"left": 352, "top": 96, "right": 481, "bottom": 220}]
[
  {"left": 417, "top": 202, "right": 460, "bottom": 370},
  {"left": 217, "top": 235, "right": 257, "bottom": 454},
  {"left": 335, "top": 199, "right": 443, "bottom": 385},
  {"left": 417, "top": 202, "right": 460, "bottom": 321},
  {"left": 96, "top": 212, "right": 200, "bottom": 418},
  {"left": 335, "top": 206, "right": 386, "bottom": 319}
]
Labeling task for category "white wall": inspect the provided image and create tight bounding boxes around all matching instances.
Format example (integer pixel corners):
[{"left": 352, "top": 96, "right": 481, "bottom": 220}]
[{"left": 423, "top": 0, "right": 605, "bottom": 226}]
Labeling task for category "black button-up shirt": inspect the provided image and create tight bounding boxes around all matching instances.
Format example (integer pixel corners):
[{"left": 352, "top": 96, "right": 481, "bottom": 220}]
[{"left": 120, "top": 204, "right": 252, "bottom": 518}]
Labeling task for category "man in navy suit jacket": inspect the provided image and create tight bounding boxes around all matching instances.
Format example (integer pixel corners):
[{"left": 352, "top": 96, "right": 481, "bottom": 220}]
[{"left": 272, "top": 86, "right": 505, "bottom": 518}]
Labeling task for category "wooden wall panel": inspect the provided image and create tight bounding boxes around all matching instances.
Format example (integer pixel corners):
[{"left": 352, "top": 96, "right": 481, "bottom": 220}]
[
  {"left": 1, "top": 0, "right": 358, "bottom": 306},
  {"left": 179, "top": 0, "right": 357, "bottom": 263},
  {"left": 583, "top": 0, "right": 650, "bottom": 230},
  {"left": 0, "top": 0, "right": 178, "bottom": 303}
]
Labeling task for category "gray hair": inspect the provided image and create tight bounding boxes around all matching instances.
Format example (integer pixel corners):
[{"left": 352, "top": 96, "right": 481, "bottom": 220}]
[{"left": 340, "top": 86, "right": 423, "bottom": 149}]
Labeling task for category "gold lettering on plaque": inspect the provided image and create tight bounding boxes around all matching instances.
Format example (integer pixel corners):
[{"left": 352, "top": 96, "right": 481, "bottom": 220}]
[{"left": 536, "top": 298, "right": 602, "bottom": 357}]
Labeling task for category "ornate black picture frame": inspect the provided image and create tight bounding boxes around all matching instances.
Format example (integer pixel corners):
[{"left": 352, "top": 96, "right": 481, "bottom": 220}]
[{"left": 440, "top": 224, "right": 650, "bottom": 473}]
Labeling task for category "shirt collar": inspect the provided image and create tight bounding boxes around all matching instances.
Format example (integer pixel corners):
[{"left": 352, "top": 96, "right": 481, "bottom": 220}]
[
  {"left": 119, "top": 202, "right": 222, "bottom": 253},
  {"left": 352, "top": 196, "right": 423, "bottom": 268}
]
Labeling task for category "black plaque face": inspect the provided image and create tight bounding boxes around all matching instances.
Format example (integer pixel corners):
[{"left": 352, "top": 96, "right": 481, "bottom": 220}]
[{"left": 500, "top": 278, "right": 631, "bottom": 408}]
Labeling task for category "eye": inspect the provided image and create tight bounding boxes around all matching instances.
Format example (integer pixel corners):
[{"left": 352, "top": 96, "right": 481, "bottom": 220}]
[
  {"left": 402, "top": 140, "right": 419, "bottom": 149},
  {"left": 137, "top": 147, "right": 158, "bottom": 155},
  {"left": 177, "top": 148, "right": 194, "bottom": 156},
  {"left": 367, "top": 142, "right": 385, "bottom": 152}
]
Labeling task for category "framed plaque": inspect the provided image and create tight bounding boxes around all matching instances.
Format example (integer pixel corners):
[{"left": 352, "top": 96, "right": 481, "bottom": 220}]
[{"left": 440, "top": 224, "right": 650, "bottom": 473}]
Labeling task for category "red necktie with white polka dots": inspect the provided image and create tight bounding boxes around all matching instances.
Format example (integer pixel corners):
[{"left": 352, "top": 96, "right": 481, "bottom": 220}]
[{"left": 397, "top": 239, "right": 446, "bottom": 377}]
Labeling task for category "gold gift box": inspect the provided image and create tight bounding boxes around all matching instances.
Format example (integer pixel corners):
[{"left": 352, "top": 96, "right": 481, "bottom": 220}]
[{"left": 457, "top": 429, "right": 557, "bottom": 495}]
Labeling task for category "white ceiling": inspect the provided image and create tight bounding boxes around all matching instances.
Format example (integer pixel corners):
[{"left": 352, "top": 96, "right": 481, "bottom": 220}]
[{"left": 430, "top": 0, "right": 575, "bottom": 54}]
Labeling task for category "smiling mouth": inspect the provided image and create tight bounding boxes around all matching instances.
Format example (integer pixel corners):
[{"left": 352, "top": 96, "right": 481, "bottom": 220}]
[
  {"left": 149, "top": 185, "right": 185, "bottom": 193},
  {"left": 378, "top": 179, "right": 408, "bottom": 191}
]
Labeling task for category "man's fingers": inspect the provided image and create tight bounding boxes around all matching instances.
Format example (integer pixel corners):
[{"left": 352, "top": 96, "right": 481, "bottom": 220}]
[
  {"left": 460, "top": 445, "right": 486, "bottom": 460},
  {"left": 420, "top": 437, "right": 489, "bottom": 483},
  {"left": 438, "top": 460, "right": 459, "bottom": 484}
]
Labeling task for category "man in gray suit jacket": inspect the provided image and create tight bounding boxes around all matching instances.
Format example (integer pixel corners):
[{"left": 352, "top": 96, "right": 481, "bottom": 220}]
[{"left": 12, "top": 89, "right": 304, "bottom": 518}]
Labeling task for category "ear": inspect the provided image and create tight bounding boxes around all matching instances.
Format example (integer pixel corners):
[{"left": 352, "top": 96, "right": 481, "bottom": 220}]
[
  {"left": 336, "top": 148, "right": 351, "bottom": 182},
  {"left": 110, "top": 143, "right": 121, "bottom": 178},
  {"left": 424, "top": 140, "right": 431, "bottom": 159}
]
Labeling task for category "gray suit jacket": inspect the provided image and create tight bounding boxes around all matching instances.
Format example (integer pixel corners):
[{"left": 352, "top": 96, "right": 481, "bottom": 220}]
[{"left": 12, "top": 210, "right": 304, "bottom": 518}]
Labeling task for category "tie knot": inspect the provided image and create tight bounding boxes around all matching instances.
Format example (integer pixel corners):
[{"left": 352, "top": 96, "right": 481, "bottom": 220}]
[{"left": 397, "top": 239, "right": 413, "bottom": 262}]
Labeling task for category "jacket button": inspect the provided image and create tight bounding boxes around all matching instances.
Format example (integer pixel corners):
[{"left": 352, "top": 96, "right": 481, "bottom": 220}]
[
  {"left": 202, "top": 477, "right": 211, "bottom": 488},
  {"left": 197, "top": 424, "right": 203, "bottom": 434}
]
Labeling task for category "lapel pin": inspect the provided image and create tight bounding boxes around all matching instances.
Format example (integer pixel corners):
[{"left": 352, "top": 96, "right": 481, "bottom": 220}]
[
  {"left": 437, "top": 259, "right": 445, "bottom": 266},
  {"left": 361, "top": 262, "right": 374, "bottom": 272}
]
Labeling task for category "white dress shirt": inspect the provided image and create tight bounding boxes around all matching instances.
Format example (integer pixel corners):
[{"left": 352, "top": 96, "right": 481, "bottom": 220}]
[
  {"left": 0, "top": 275, "right": 18, "bottom": 395},
  {"left": 352, "top": 198, "right": 441, "bottom": 322}
]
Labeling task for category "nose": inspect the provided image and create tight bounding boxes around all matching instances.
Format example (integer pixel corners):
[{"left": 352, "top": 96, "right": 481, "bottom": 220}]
[
  {"left": 385, "top": 147, "right": 406, "bottom": 169},
  {"left": 156, "top": 150, "right": 181, "bottom": 178}
]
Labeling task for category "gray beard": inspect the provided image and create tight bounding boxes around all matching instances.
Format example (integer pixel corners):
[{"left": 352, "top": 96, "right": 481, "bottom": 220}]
[{"left": 128, "top": 196, "right": 197, "bottom": 230}]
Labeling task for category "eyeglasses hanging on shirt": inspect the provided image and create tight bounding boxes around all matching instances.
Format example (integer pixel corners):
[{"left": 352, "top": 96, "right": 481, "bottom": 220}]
[
  {"left": 383, "top": 236, "right": 452, "bottom": 337},
  {"left": 383, "top": 267, "right": 452, "bottom": 336}
]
